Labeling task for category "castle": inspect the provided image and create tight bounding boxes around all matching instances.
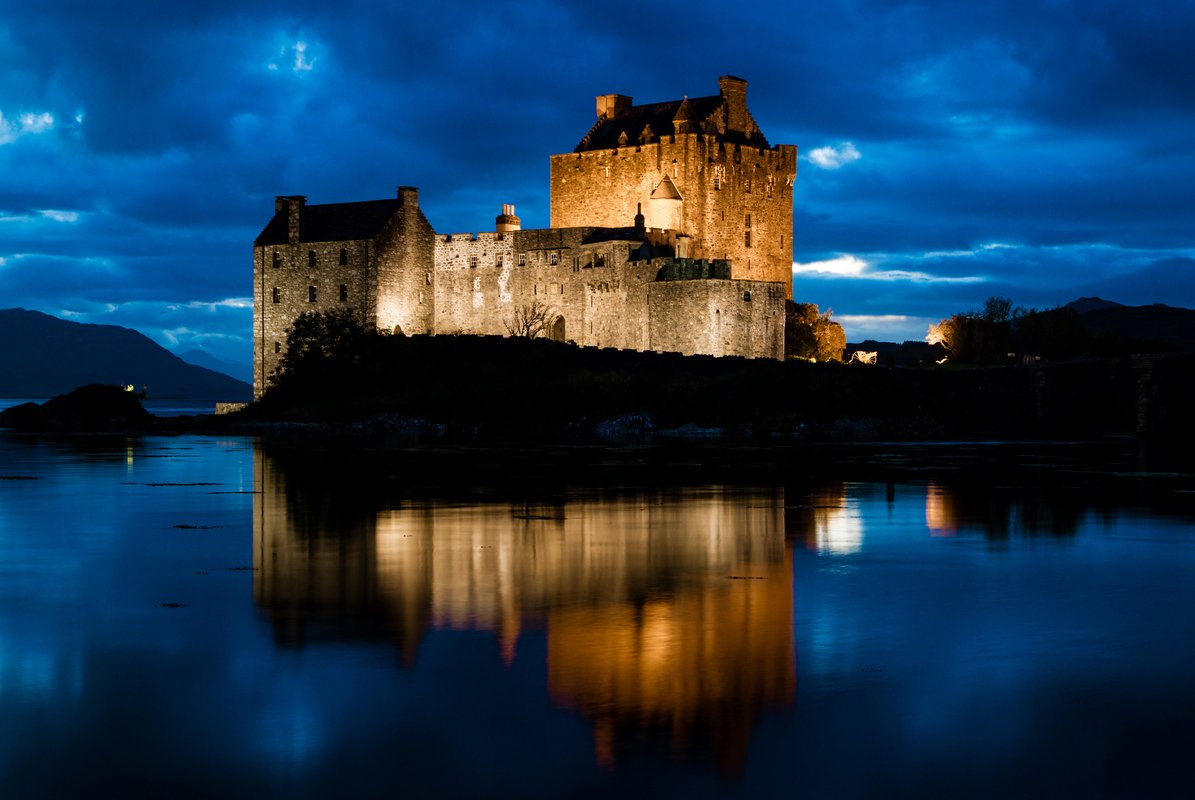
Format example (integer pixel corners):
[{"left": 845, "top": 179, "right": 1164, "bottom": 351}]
[{"left": 253, "top": 76, "right": 797, "bottom": 397}]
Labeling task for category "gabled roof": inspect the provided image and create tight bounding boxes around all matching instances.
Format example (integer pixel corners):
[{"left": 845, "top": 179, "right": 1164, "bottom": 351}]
[
  {"left": 574, "top": 94, "right": 769, "bottom": 152},
  {"left": 651, "top": 175, "right": 684, "bottom": 201},
  {"left": 254, "top": 199, "right": 404, "bottom": 246}
]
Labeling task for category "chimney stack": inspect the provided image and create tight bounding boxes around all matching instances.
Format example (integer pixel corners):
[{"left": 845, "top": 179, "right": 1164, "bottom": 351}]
[
  {"left": 397, "top": 186, "right": 419, "bottom": 207},
  {"left": 718, "top": 75, "right": 748, "bottom": 134},
  {"left": 596, "top": 93, "right": 632, "bottom": 120},
  {"left": 495, "top": 203, "right": 521, "bottom": 233},
  {"left": 276, "top": 195, "right": 306, "bottom": 244}
]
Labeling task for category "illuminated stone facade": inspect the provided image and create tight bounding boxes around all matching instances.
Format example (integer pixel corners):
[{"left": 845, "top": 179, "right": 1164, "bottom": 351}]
[{"left": 253, "top": 77, "right": 795, "bottom": 397}]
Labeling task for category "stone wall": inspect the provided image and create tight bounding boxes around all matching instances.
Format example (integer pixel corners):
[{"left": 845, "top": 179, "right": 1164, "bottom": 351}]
[
  {"left": 375, "top": 188, "right": 436, "bottom": 336},
  {"left": 647, "top": 279, "right": 785, "bottom": 359},
  {"left": 549, "top": 135, "right": 796, "bottom": 295},
  {"left": 253, "top": 237, "right": 378, "bottom": 397}
]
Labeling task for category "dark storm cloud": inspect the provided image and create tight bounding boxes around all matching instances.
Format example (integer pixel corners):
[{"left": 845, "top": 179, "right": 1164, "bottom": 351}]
[{"left": 2, "top": 0, "right": 1194, "bottom": 356}]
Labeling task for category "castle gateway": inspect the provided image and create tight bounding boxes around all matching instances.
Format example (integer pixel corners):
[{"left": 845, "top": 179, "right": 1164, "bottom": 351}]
[{"left": 253, "top": 76, "right": 796, "bottom": 397}]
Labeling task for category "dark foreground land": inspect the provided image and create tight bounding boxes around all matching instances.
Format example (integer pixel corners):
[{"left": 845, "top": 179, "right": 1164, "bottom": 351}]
[{"left": 4, "top": 336, "right": 1194, "bottom": 443}]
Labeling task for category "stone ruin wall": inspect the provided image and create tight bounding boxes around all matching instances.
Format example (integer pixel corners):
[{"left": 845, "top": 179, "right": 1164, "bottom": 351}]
[{"left": 549, "top": 135, "right": 796, "bottom": 295}]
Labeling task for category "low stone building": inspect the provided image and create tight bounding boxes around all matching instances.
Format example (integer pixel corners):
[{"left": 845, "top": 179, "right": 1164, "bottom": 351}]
[{"left": 253, "top": 76, "right": 796, "bottom": 397}]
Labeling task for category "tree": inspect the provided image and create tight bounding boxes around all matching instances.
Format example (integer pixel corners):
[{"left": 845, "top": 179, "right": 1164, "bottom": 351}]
[
  {"left": 785, "top": 301, "right": 846, "bottom": 361},
  {"left": 271, "top": 309, "right": 379, "bottom": 386},
  {"left": 504, "top": 301, "right": 554, "bottom": 339}
]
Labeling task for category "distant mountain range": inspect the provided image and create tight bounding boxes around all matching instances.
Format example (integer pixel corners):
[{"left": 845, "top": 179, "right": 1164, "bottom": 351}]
[
  {"left": 1062, "top": 297, "right": 1195, "bottom": 353},
  {"left": 0, "top": 308, "right": 252, "bottom": 401},
  {"left": 176, "top": 349, "right": 253, "bottom": 384}
]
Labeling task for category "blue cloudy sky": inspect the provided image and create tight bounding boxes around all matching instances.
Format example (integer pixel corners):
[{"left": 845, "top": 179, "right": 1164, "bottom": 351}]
[{"left": 2, "top": 0, "right": 1194, "bottom": 362}]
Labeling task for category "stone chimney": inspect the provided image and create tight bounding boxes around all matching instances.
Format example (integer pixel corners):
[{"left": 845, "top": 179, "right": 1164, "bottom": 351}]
[
  {"left": 596, "top": 93, "right": 632, "bottom": 120},
  {"left": 495, "top": 203, "right": 521, "bottom": 233},
  {"left": 718, "top": 75, "right": 748, "bottom": 134},
  {"left": 276, "top": 195, "right": 306, "bottom": 244},
  {"left": 634, "top": 202, "right": 645, "bottom": 234},
  {"left": 397, "top": 186, "right": 419, "bottom": 207}
]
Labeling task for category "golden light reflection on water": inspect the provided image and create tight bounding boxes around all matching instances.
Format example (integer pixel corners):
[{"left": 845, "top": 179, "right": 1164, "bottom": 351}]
[{"left": 251, "top": 450, "right": 795, "bottom": 771}]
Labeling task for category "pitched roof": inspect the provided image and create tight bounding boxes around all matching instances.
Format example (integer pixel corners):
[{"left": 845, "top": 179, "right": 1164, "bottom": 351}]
[
  {"left": 254, "top": 199, "right": 404, "bottom": 246},
  {"left": 574, "top": 94, "right": 769, "bottom": 152}
]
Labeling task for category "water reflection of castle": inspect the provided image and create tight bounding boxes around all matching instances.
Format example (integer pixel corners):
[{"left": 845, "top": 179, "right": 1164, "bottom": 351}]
[{"left": 252, "top": 449, "right": 795, "bottom": 772}]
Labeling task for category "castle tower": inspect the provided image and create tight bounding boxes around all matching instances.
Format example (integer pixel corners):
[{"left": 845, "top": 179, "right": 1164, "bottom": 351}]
[{"left": 548, "top": 76, "right": 796, "bottom": 298}]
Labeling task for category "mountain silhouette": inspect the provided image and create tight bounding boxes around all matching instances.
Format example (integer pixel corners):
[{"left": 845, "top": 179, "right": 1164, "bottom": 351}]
[{"left": 0, "top": 308, "right": 251, "bottom": 401}]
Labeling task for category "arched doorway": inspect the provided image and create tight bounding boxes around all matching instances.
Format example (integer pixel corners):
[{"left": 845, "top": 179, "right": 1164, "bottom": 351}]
[{"left": 549, "top": 316, "right": 566, "bottom": 342}]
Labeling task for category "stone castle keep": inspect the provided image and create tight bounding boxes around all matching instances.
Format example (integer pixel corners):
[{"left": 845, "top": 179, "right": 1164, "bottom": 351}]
[{"left": 253, "top": 76, "right": 797, "bottom": 397}]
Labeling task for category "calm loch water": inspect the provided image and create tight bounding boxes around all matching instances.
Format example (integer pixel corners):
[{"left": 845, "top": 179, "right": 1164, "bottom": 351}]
[{"left": 1, "top": 435, "right": 1194, "bottom": 798}]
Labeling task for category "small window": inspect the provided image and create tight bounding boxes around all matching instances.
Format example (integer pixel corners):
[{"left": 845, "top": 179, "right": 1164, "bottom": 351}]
[
  {"left": 271, "top": 287, "right": 280, "bottom": 304},
  {"left": 308, "top": 250, "right": 317, "bottom": 268},
  {"left": 744, "top": 179, "right": 751, "bottom": 194},
  {"left": 743, "top": 291, "right": 752, "bottom": 302},
  {"left": 745, "top": 231, "right": 752, "bottom": 248},
  {"left": 425, "top": 271, "right": 432, "bottom": 285},
  {"left": 549, "top": 253, "right": 559, "bottom": 266},
  {"left": 274, "top": 341, "right": 281, "bottom": 354},
  {"left": 496, "top": 254, "right": 503, "bottom": 267},
  {"left": 518, "top": 254, "right": 526, "bottom": 267},
  {"left": 572, "top": 256, "right": 580, "bottom": 271},
  {"left": 745, "top": 214, "right": 752, "bottom": 229},
  {"left": 339, "top": 284, "right": 348, "bottom": 302},
  {"left": 339, "top": 248, "right": 348, "bottom": 266},
  {"left": 272, "top": 252, "right": 281, "bottom": 269},
  {"left": 308, "top": 286, "right": 317, "bottom": 303},
  {"left": 595, "top": 255, "right": 606, "bottom": 268},
  {"left": 468, "top": 255, "right": 478, "bottom": 269},
  {"left": 713, "top": 176, "right": 721, "bottom": 190}
]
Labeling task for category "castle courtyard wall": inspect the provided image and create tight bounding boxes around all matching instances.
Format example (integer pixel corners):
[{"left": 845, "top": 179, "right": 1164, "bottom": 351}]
[{"left": 646, "top": 279, "right": 785, "bottom": 360}]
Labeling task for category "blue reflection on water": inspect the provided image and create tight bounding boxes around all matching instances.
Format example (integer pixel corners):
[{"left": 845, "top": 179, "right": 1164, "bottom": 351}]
[{"left": 1, "top": 435, "right": 1194, "bottom": 798}]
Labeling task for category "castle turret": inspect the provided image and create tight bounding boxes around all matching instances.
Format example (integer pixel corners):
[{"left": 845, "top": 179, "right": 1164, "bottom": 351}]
[{"left": 495, "top": 203, "right": 521, "bottom": 233}]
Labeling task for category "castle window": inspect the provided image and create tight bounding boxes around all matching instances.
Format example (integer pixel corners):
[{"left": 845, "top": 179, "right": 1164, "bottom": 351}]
[
  {"left": 308, "top": 286, "right": 317, "bottom": 303},
  {"left": 745, "top": 214, "right": 752, "bottom": 229},
  {"left": 549, "top": 253, "right": 559, "bottom": 266},
  {"left": 468, "top": 255, "right": 478, "bottom": 269},
  {"left": 271, "top": 287, "right": 280, "bottom": 304},
  {"left": 745, "top": 231, "right": 752, "bottom": 248},
  {"left": 713, "top": 175, "right": 721, "bottom": 190},
  {"left": 339, "top": 284, "right": 348, "bottom": 302},
  {"left": 595, "top": 255, "right": 606, "bottom": 268},
  {"left": 743, "top": 291, "right": 752, "bottom": 302},
  {"left": 272, "top": 252, "right": 281, "bottom": 269},
  {"left": 308, "top": 250, "right": 317, "bottom": 267},
  {"left": 496, "top": 254, "right": 503, "bottom": 267},
  {"left": 518, "top": 254, "right": 526, "bottom": 267},
  {"left": 744, "top": 179, "right": 751, "bottom": 193},
  {"left": 426, "top": 271, "right": 432, "bottom": 285},
  {"left": 274, "top": 341, "right": 281, "bottom": 354},
  {"left": 339, "top": 248, "right": 348, "bottom": 266},
  {"left": 573, "top": 256, "right": 580, "bottom": 271}
]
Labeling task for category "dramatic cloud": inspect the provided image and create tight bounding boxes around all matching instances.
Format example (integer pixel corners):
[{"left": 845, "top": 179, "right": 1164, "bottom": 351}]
[
  {"left": 2, "top": 0, "right": 1194, "bottom": 359},
  {"left": 805, "top": 142, "right": 860, "bottom": 170}
]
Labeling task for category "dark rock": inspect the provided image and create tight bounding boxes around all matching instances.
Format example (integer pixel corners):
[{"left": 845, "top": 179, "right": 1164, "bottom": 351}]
[{"left": 0, "top": 384, "right": 151, "bottom": 431}]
